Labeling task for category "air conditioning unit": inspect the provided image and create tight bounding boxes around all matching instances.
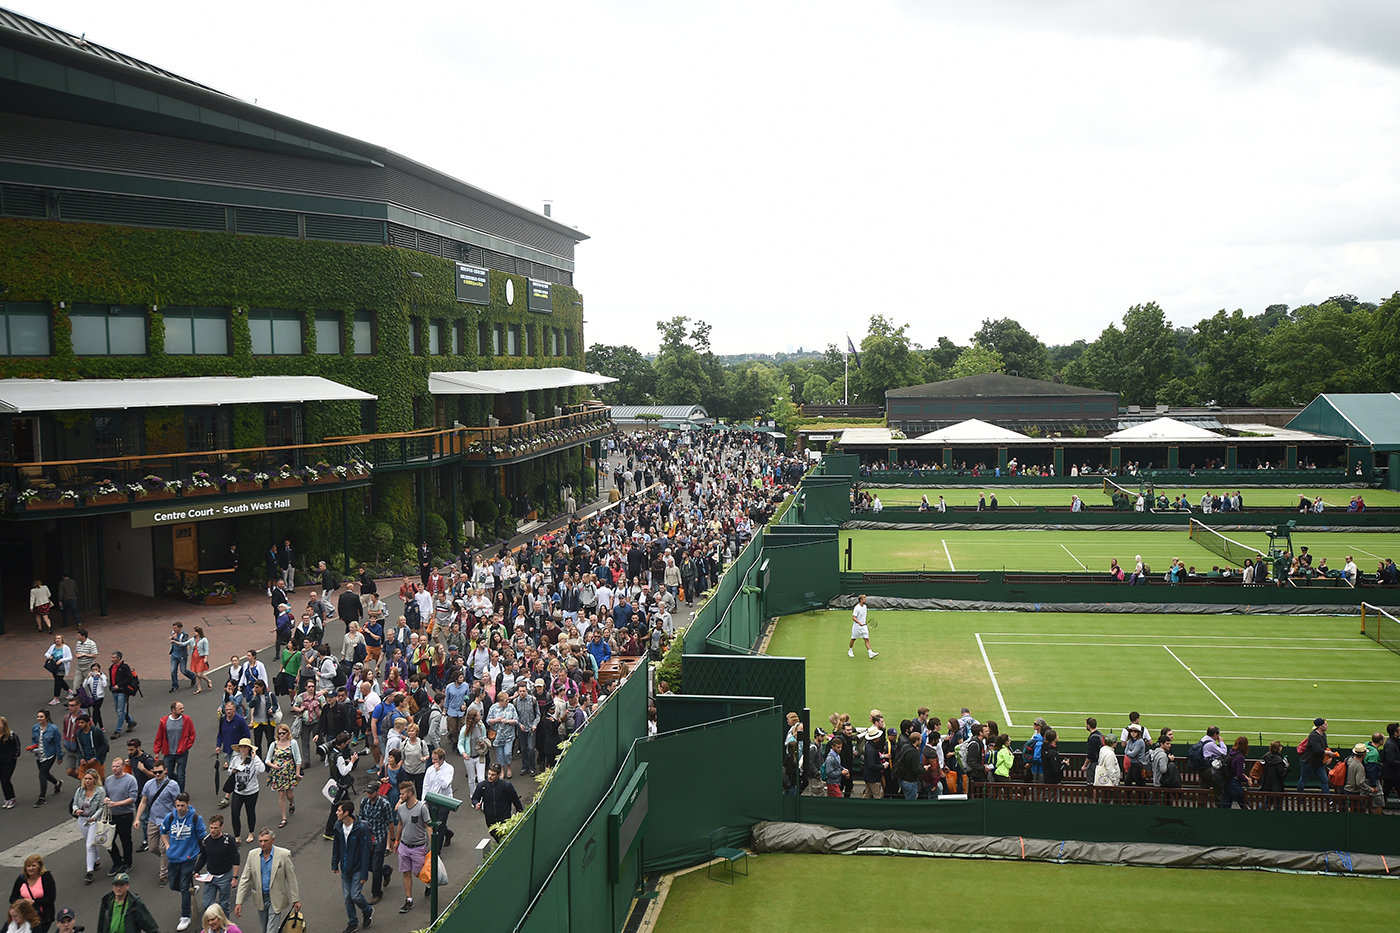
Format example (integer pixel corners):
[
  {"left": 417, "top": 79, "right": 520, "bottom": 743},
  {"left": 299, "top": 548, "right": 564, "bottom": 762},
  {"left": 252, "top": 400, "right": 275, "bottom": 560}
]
[
  {"left": 525, "top": 411, "right": 536, "bottom": 423},
  {"left": 488, "top": 415, "right": 500, "bottom": 428}
]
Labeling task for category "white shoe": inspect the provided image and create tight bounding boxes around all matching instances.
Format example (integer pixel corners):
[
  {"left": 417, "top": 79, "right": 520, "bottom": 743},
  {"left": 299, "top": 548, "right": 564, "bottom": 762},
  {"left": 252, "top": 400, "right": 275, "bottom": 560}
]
[
  {"left": 847, "top": 649, "right": 854, "bottom": 658},
  {"left": 177, "top": 919, "right": 191, "bottom": 931},
  {"left": 868, "top": 651, "right": 879, "bottom": 658}
]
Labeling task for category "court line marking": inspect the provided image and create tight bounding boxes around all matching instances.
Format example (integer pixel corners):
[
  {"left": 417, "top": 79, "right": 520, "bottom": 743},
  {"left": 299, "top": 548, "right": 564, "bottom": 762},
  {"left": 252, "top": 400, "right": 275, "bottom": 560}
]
[
  {"left": 1006, "top": 709, "right": 1388, "bottom": 723},
  {"left": 1059, "top": 544, "right": 1088, "bottom": 570},
  {"left": 0, "top": 821, "right": 84, "bottom": 868},
  {"left": 1163, "top": 645, "right": 1238, "bottom": 717},
  {"left": 976, "top": 633, "right": 1364, "bottom": 640},
  {"left": 979, "top": 642, "right": 1382, "bottom": 651},
  {"left": 942, "top": 539, "right": 955, "bottom": 571},
  {"left": 1347, "top": 543, "right": 1384, "bottom": 560},
  {"left": 975, "top": 633, "right": 1013, "bottom": 728},
  {"left": 1006, "top": 495, "right": 1020, "bottom": 506},
  {"left": 1202, "top": 676, "right": 1398, "bottom": 683}
]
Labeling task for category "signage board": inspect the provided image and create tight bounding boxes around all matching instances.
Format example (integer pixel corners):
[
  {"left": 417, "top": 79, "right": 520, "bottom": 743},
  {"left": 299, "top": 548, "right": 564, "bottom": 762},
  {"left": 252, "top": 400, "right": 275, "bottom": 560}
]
[
  {"left": 131, "top": 492, "right": 309, "bottom": 528},
  {"left": 527, "top": 278, "right": 553, "bottom": 313},
  {"left": 455, "top": 263, "right": 490, "bottom": 305}
]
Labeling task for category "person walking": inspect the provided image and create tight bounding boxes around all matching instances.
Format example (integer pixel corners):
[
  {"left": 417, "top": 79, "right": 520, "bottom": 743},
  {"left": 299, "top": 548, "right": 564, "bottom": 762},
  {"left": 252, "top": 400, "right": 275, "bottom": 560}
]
[
  {"left": 56, "top": 572, "right": 81, "bottom": 629},
  {"left": 420, "top": 748, "right": 455, "bottom": 847},
  {"left": 154, "top": 701, "right": 196, "bottom": 790},
  {"left": 330, "top": 800, "right": 375, "bottom": 933},
  {"left": 108, "top": 652, "right": 139, "bottom": 740},
  {"left": 0, "top": 717, "right": 20, "bottom": 809},
  {"left": 389, "top": 781, "right": 432, "bottom": 915},
  {"left": 70, "top": 768, "right": 107, "bottom": 884},
  {"left": 31, "top": 710, "right": 62, "bottom": 807},
  {"left": 10, "top": 856, "right": 56, "bottom": 933},
  {"left": 79, "top": 664, "right": 108, "bottom": 732},
  {"left": 72, "top": 715, "right": 109, "bottom": 783},
  {"left": 357, "top": 781, "right": 394, "bottom": 907},
  {"left": 135, "top": 766, "right": 180, "bottom": 885},
  {"left": 95, "top": 873, "right": 159, "bottom": 933},
  {"left": 169, "top": 623, "right": 196, "bottom": 693},
  {"left": 103, "top": 758, "right": 139, "bottom": 876},
  {"left": 194, "top": 813, "right": 240, "bottom": 916},
  {"left": 43, "top": 635, "right": 72, "bottom": 705},
  {"left": 234, "top": 830, "right": 300, "bottom": 933},
  {"left": 323, "top": 733, "right": 361, "bottom": 840},
  {"left": 224, "top": 739, "right": 264, "bottom": 844},
  {"left": 214, "top": 702, "right": 252, "bottom": 811},
  {"left": 847, "top": 594, "right": 877, "bottom": 659},
  {"left": 191, "top": 629, "right": 213, "bottom": 695},
  {"left": 470, "top": 762, "right": 523, "bottom": 842},
  {"left": 266, "top": 725, "right": 301, "bottom": 828},
  {"left": 201, "top": 904, "right": 239, "bottom": 933},
  {"left": 160, "top": 792, "right": 206, "bottom": 931},
  {"left": 1297, "top": 718, "right": 1331, "bottom": 793},
  {"left": 30, "top": 579, "right": 53, "bottom": 634}
]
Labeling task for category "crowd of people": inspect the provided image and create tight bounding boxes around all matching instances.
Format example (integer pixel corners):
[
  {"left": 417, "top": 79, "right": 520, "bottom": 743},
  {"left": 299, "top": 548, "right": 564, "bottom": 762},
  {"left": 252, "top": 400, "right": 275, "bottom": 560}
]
[
  {"left": 4, "top": 427, "right": 804, "bottom": 933},
  {"left": 785, "top": 706, "right": 1400, "bottom": 812}
]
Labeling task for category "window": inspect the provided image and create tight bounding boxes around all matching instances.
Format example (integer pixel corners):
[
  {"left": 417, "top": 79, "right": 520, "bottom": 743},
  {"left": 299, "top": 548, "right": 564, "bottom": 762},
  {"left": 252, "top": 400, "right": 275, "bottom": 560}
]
[
  {"left": 70, "top": 304, "right": 147, "bottom": 355},
  {"left": 562, "top": 329, "right": 571, "bottom": 356},
  {"left": 163, "top": 307, "right": 229, "bottom": 355},
  {"left": 265, "top": 404, "right": 304, "bottom": 447},
  {"left": 508, "top": 324, "right": 520, "bottom": 356},
  {"left": 353, "top": 311, "right": 375, "bottom": 355},
  {"left": 524, "top": 324, "right": 533, "bottom": 356},
  {"left": 92, "top": 412, "right": 142, "bottom": 458},
  {"left": 248, "top": 309, "right": 302, "bottom": 355},
  {"left": 314, "top": 311, "right": 342, "bottom": 355},
  {"left": 410, "top": 317, "right": 421, "bottom": 355},
  {"left": 429, "top": 320, "right": 443, "bottom": 355},
  {"left": 0, "top": 302, "right": 51, "bottom": 356},
  {"left": 185, "top": 408, "right": 231, "bottom": 451},
  {"left": 452, "top": 320, "right": 464, "bottom": 355},
  {"left": 550, "top": 329, "right": 558, "bottom": 356},
  {"left": 493, "top": 324, "right": 502, "bottom": 356},
  {"left": 478, "top": 322, "right": 489, "bottom": 356}
]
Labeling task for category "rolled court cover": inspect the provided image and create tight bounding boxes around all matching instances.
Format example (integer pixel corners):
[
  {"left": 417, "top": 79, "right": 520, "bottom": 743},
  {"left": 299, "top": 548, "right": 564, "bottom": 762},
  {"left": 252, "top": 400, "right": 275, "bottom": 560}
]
[
  {"left": 750, "top": 821, "right": 1397, "bottom": 876},
  {"left": 826, "top": 595, "right": 1363, "bottom": 616}
]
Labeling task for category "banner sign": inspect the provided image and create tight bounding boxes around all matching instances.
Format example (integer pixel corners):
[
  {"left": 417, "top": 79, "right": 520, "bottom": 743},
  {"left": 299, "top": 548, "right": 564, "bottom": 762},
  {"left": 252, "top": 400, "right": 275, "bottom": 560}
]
[
  {"left": 131, "top": 492, "right": 309, "bottom": 528},
  {"left": 528, "top": 279, "right": 553, "bottom": 313},
  {"left": 455, "top": 263, "right": 490, "bottom": 305}
]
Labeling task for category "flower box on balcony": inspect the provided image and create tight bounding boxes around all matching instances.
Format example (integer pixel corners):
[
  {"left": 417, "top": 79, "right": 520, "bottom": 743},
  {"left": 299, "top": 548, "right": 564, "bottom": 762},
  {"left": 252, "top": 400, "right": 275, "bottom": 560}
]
[
  {"left": 24, "top": 498, "right": 76, "bottom": 511},
  {"left": 139, "top": 489, "right": 177, "bottom": 502},
  {"left": 269, "top": 477, "right": 304, "bottom": 490},
  {"left": 310, "top": 474, "right": 343, "bottom": 486},
  {"left": 203, "top": 593, "right": 237, "bottom": 606},
  {"left": 181, "top": 484, "right": 220, "bottom": 498},
  {"left": 225, "top": 482, "right": 261, "bottom": 495},
  {"left": 84, "top": 492, "right": 130, "bottom": 507}
]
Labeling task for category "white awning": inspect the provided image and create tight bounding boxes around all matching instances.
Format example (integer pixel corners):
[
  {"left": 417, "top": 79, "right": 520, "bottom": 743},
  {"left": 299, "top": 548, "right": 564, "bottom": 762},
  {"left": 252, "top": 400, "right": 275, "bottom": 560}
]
[
  {"left": 916, "top": 418, "right": 1030, "bottom": 441},
  {"left": 1106, "top": 417, "right": 1225, "bottom": 441},
  {"left": 0, "top": 376, "right": 376, "bottom": 413},
  {"left": 429, "top": 368, "right": 617, "bottom": 395}
]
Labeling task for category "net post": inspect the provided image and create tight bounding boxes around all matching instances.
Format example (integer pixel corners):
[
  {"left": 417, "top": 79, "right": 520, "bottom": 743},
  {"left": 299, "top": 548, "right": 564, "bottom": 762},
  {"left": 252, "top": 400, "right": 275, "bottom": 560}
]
[{"left": 1361, "top": 602, "right": 1368, "bottom": 637}]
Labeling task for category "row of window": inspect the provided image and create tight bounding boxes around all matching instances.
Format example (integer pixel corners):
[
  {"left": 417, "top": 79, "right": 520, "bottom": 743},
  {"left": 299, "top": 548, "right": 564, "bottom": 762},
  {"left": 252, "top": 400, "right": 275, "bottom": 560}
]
[{"left": 0, "top": 304, "right": 574, "bottom": 359}]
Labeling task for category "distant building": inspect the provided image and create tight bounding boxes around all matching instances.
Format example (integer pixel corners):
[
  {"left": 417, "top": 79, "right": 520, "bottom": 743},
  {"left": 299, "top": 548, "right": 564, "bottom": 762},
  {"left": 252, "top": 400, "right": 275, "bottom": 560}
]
[
  {"left": 885, "top": 374, "right": 1119, "bottom": 435},
  {"left": 609, "top": 405, "right": 711, "bottom": 432}
]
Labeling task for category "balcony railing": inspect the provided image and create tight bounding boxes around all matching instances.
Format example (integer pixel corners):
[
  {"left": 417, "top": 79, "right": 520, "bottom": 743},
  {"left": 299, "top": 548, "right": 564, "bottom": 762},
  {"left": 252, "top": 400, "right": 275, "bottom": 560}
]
[{"left": 0, "top": 406, "right": 612, "bottom": 512}]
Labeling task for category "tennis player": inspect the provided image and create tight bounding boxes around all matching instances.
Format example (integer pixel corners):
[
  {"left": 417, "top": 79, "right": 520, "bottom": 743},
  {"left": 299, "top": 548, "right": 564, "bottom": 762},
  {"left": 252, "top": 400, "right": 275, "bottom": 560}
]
[{"left": 848, "top": 594, "right": 878, "bottom": 659}]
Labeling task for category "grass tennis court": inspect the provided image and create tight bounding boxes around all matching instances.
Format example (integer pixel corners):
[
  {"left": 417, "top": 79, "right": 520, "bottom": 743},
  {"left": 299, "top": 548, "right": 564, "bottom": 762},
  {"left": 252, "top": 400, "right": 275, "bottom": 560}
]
[
  {"left": 768, "top": 610, "right": 1400, "bottom": 744},
  {"left": 840, "top": 528, "right": 1400, "bottom": 572},
  {"left": 656, "top": 853, "right": 1400, "bottom": 933},
  {"left": 864, "top": 485, "right": 1400, "bottom": 508}
]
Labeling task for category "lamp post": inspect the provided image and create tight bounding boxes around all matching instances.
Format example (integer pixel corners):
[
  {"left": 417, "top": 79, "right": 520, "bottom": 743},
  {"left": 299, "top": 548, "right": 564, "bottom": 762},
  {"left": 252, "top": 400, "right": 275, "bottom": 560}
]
[{"left": 424, "top": 791, "right": 462, "bottom": 922}]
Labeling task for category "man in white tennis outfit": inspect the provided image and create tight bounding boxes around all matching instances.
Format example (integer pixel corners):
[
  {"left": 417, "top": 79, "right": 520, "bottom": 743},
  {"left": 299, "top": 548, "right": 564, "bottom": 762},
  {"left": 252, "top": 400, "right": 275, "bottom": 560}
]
[{"left": 848, "top": 594, "right": 877, "bottom": 659}]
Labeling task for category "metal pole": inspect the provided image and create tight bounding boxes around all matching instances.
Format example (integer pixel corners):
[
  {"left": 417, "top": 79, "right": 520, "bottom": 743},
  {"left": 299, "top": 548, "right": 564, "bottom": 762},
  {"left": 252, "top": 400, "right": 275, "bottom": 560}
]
[
  {"left": 428, "top": 806, "right": 443, "bottom": 922},
  {"left": 450, "top": 463, "right": 459, "bottom": 558},
  {"left": 96, "top": 516, "right": 108, "bottom": 617},
  {"left": 844, "top": 352, "right": 848, "bottom": 405},
  {"left": 341, "top": 488, "right": 351, "bottom": 577},
  {"left": 418, "top": 468, "right": 428, "bottom": 545}
]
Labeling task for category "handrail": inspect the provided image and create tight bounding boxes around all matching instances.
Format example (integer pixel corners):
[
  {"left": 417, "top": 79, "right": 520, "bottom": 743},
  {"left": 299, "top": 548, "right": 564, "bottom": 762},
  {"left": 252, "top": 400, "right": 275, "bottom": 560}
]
[{"left": 0, "top": 438, "right": 370, "bottom": 469}]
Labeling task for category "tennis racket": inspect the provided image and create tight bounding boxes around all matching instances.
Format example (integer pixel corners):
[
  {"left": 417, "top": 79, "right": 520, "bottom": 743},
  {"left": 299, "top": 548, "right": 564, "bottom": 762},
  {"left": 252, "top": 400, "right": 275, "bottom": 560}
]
[{"left": 867, "top": 616, "right": 879, "bottom": 629}]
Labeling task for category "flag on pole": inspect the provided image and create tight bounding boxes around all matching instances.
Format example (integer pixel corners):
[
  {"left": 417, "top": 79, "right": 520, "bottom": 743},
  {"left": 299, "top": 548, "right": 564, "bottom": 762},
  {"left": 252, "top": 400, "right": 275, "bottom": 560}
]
[{"left": 846, "top": 335, "right": 861, "bottom": 369}]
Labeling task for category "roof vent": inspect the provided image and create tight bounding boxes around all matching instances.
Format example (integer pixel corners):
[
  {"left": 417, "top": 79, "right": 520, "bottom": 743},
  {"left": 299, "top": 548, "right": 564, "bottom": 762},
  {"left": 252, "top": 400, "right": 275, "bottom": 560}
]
[
  {"left": 1156, "top": 404, "right": 1169, "bottom": 413},
  {"left": 1128, "top": 405, "right": 1141, "bottom": 413},
  {"left": 543, "top": 200, "right": 552, "bottom": 217}
]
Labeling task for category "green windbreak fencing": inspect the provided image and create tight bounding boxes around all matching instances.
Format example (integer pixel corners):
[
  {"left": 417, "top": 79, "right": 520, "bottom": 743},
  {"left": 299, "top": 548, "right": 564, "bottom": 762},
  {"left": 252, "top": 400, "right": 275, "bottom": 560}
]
[
  {"left": 437, "top": 665, "right": 649, "bottom": 933},
  {"left": 816, "top": 453, "right": 861, "bottom": 479},
  {"left": 639, "top": 707, "right": 786, "bottom": 870},
  {"left": 682, "top": 654, "right": 807, "bottom": 722},
  {"left": 789, "top": 475, "right": 854, "bottom": 526},
  {"left": 763, "top": 525, "right": 840, "bottom": 616},
  {"left": 701, "top": 528, "right": 767, "bottom": 653},
  {"left": 654, "top": 694, "right": 775, "bottom": 732}
]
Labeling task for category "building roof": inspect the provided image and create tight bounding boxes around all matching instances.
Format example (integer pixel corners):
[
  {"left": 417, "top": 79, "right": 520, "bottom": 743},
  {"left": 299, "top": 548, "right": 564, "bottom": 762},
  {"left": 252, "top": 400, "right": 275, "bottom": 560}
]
[
  {"left": 1105, "top": 417, "right": 1225, "bottom": 441},
  {"left": 885, "top": 373, "right": 1109, "bottom": 399},
  {"left": 1287, "top": 393, "right": 1400, "bottom": 452},
  {"left": 428, "top": 368, "right": 616, "bottom": 396},
  {"left": 835, "top": 428, "right": 896, "bottom": 445},
  {"left": 609, "top": 405, "right": 710, "bottom": 423},
  {"left": 0, "top": 376, "right": 375, "bottom": 413},
  {"left": 915, "top": 419, "right": 1030, "bottom": 441}
]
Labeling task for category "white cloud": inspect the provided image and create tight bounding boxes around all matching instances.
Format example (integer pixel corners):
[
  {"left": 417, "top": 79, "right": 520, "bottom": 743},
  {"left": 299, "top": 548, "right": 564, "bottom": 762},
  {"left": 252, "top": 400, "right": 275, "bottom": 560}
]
[{"left": 17, "top": 0, "right": 1400, "bottom": 353}]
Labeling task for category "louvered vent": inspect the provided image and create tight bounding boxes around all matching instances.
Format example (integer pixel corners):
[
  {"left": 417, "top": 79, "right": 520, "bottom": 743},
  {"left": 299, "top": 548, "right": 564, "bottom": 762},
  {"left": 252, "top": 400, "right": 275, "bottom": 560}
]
[
  {"left": 59, "top": 191, "right": 226, "bottom": 231},
  {"left": 234, "top": 208, "right": 299, "bottom": 238},
  {"left": 0, "top": 184, "right": 46, "bottom": 218},
  {"left": 304, "top": 215, "right": 383, "bottom": 243}
]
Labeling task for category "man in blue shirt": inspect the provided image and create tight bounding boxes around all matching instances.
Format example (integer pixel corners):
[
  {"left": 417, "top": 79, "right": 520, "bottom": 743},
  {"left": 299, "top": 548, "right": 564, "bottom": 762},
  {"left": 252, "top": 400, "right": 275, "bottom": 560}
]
[
  {"left": 587, "top": 631, "right": 612, "bottom": 670},
  {"left": 330, "top": 800, "right": 375, "bottom": 933},
  {"left": 160, "top": 792, "right": 206, "bottom": 930},
  {"left": 169, "top": 622, "right": 196, "bottom": 692}
]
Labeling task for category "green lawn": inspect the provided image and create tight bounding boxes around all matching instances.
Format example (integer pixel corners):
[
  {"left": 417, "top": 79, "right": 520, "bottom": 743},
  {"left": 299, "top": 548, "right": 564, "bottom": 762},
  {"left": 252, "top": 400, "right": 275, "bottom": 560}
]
[
  {"left": 657, "top": 853, "right": 1400, "bottom": 933},
  {"left": 865, "top": 485, "right": 1400, "bottom": 508},
  {"left": 768, "top": 610, "right": 1400, "bottom": 745},
  {"left": 840, "top": 527, "right": 1400, "bottom": 572}
]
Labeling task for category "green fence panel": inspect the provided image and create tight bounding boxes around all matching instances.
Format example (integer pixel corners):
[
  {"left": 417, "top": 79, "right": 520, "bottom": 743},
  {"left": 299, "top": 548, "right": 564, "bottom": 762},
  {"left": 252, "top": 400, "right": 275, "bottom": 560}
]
[
  {"left": 655, "top": 695, "right": 774, "bottom": 732},
  {"left": 817, "top": 454, "right": 861, "bottom": 480},
  {"left": 761, "top": 532, "right": 840, "bottom": 616},
  {"left": 791, "top": 477, "right": 854, "bottom": 526},
  {"left": 517, "top": 870, "right": 570, "bottom": 933},
  {"left": 640, "top": 708, "right": 786, "bottom": 871},
  {"left": 704, "top": 529, "right": 766, "bottom": 652},
  {"left": 681, "top": 655, "right": 807, "bottom": 721},
  {"left": 792, "top": 796, "right": 989, "bottom": 836}
]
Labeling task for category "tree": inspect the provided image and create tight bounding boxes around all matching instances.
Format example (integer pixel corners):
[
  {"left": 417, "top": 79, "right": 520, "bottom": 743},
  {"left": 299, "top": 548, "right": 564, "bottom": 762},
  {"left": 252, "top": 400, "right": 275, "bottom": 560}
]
[
  {"left": 1251, "top": 301, "right": 1376, "bottom": 405},
  {"left": 1062, "top": 302, "right": 1180, "bottom": 406},
  {"left": 948, "top": 345, "right": 1005, "bottom": 379},
  {"left": 1370, "top": 291, "right": 1400, "bottom": 392},
  {"left": 801, "top": 373, "right": 837, "bottom": 404},
  {"left": 973, "top": 318, "right": 1049, "bottom": 380},
  {"left": 585, "top": 343, "right": 656, "bottom": 404},
  {"left": 1188, "top": 309, "right": 1262, "bottom": 406},
  {"left": 653, "top": 316, "right": 711, "bottom": 406},
  {"left": 851, "top": 315, "right": 925, "bottom": 405}
]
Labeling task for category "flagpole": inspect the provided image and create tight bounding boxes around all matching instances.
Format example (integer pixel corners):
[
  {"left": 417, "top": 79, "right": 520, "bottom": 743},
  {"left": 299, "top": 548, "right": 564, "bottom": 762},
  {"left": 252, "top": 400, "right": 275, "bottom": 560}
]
[{"left": 844, "top": 349, "right": 849, "bottom": 405}]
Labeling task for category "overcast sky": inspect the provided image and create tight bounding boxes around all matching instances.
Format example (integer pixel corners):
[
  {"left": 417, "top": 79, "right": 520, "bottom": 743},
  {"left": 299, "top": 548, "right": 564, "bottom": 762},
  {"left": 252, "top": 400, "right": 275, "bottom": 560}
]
[{"left": 20, "top": 1, "right": 1400, "bottom": 355}]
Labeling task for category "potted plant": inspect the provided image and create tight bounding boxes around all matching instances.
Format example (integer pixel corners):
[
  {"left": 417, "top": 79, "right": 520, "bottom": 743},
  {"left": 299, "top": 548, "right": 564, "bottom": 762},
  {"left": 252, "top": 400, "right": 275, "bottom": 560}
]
[
  {"left": 182, "top": 470, "right": 219, "bottom": 497},
  {"left": 136, "top": 474, "right": 179, "bottom": 500},
  {"left": 204, "top": 580, "right": 237, "bottom": 606},
  {"left": 82, "top": 479, "right": 130, "bottom": 507},
  {"left": 269, "top": 464, "right": 302, "bottom": 489}
]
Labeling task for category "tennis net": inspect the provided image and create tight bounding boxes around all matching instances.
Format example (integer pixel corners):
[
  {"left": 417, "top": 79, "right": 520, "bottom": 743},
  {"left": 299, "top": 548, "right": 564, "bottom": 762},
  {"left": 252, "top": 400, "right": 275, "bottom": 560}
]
[
  {"left": 1187, "top": 519, "right": 1262, "bottom": 568},
  {"left": 1102, "top": 477, "right": 1139, "bottom": 508},
  {"left": 1361, "top": 602, "right": 1400, "bottom": 659}
]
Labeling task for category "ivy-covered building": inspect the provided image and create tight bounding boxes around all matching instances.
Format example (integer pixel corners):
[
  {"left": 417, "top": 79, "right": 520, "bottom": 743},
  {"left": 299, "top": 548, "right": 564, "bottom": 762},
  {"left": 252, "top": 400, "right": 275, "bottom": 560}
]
[{"left": 0, "top": 7, "right": 611, "bottom": 622}]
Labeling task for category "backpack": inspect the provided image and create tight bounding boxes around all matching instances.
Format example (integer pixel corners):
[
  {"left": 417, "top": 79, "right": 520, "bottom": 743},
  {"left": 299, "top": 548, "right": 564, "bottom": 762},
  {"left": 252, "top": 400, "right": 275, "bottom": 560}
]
[
  {"left": 1328, "top": 758, "right": 1347, "bottom": 788},
  {"left": 1186, "top": 739, "right": 1209, "bottom": 773},
  {"left": 127, "top": 665, "right": 143, "bottom": 696},
  {"left": 1160, "top": 760, "right": 1183, "bottom": 788},
  {"left": 76, "top": 684, "right": 95, "bottom": 708},
  {"left": 1296, "top": 736, "right": 1309, "bottom": 754}
]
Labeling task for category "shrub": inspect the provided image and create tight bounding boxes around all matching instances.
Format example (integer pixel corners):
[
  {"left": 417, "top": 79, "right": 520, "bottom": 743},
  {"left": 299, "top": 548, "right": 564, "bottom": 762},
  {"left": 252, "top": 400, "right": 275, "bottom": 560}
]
[{"left": 367, "top": 522, "right": 394, "bottom": 564}]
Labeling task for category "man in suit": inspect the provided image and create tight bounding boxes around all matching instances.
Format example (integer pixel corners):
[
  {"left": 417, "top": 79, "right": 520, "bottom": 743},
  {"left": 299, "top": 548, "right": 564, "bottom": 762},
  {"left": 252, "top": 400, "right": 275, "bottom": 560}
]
[
  {"left": 281, "top": 540, "right": 296, "bottom": 593},
  {"left": 235, "top": 828, "right": 301, "bottom": 933},
  {"left": 330, "top": 800, "right": 375, "bottom": 933}
]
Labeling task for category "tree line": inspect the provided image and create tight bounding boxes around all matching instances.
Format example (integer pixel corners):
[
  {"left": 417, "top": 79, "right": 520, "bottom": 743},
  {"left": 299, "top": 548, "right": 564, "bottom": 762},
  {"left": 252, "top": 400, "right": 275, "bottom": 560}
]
[{"left": 586, "top": 293, "right": 1400, "bottom": 423}]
